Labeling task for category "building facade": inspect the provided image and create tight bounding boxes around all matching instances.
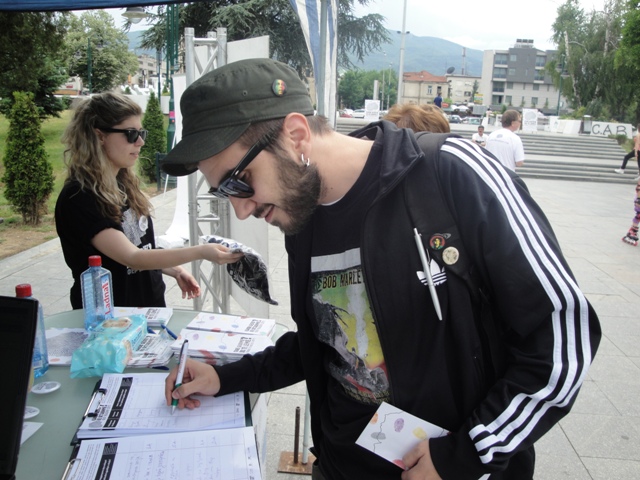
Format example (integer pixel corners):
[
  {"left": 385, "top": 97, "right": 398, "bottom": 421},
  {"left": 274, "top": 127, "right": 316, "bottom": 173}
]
[
  {"left": 130, "top": 52, "right": 166, "bottom": 95},
  {"left": 399, "top": 71, "right": 448, "bottom": 105},
  {"left": 398, "top": 70, "right": 481, "bottom": 107},
  {"left": 445, "top": 73, "right": 481, "bottom": 105},
  {"left": 479, "top": 39, "right": 564, "bottom": 113}
]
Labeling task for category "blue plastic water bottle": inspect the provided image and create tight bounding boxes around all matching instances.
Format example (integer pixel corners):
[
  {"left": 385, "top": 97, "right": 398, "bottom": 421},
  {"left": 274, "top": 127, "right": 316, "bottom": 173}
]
[
  {"left": 15, "top": 284, "right": 49, "bottom": 378},
  {"left": 80, "top": 255, "right": 114, "bottom": 331}
]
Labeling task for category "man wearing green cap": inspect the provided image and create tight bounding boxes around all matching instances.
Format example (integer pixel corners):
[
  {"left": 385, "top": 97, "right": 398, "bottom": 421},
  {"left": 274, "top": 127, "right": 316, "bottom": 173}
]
[{"left": 163, "top": 58, "right": 600, "bottom": 480}]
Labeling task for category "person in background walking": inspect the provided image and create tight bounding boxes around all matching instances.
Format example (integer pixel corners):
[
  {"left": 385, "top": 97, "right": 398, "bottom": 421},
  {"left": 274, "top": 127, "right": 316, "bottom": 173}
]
[
  {"left": 614, "top": 125, "right": 640, "bottom": 178},
  {"left": 622, "top": 179, "right": 640, "bottom": 246},
  {"left": 433, "top": 91, "right": 443, "bottom": 108},
  {"left": 485, "top": 109, "right": 525, "bottom": 171}
]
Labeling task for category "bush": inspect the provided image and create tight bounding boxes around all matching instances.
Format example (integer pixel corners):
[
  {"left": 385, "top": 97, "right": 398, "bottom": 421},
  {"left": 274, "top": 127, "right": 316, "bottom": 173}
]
[
  {"left": 139, "top": 91, "right": 166, "bottom": 183},
  {"left": 1, "top": 92, "right": 54, "bottom": 225}
]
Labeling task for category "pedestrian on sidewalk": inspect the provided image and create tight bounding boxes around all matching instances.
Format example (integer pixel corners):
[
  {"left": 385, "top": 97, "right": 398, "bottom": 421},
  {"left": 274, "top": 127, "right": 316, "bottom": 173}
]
[
  {"left": 55, "top": 92, "right": 243, "bottom": 310},
  {"left": 614, "top": 125, "right": 640, "bottom": 178},
  {"left": 485, "top": 109, "right": 525, "bottom": 171},
  {"left": 622, "top": 179, "right": 640, "bottom": 246},
  {"left": 161, "top": 59, "right": 600, "bottom": 480}
]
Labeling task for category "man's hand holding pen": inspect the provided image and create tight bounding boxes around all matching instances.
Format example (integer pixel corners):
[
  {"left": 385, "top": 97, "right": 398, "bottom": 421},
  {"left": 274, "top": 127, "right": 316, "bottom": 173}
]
[{"left": 165, "top": 357, "right": 221, "bottom": 410}]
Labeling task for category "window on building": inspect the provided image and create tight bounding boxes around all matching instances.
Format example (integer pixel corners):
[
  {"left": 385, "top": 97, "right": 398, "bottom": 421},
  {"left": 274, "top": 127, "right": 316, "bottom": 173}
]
[
  {"left": 510, "top": 54, "right": 517, "bottom": 61},
  {"left": 508, "top": 68, "right": 516, "bottom": 76},
  {"left": 428, "top": 85, "right": 432, "bottom": 94},
  {"left": 495, "top": 53, "right": 508, "bottom": 64},
  {"left": 532, "top": 97, "right": 538, "bottom": 106},
  {"left": 464, "top": 91, "right": 471, "bottom": 97},
  {"left": 507, "top": 82, "right": 513, "bottom": 89},
  {"left": 505, "top": 95, "right": 512, "bottom": 105},
  {"left": 493, "top": 67, "right": 507, "bottom": 78},
  {"left": 492, "top": 95, "right": 504, "bottom": 104},
  {"left": 533, "top": 84, "right": 540, "bottom": 91},
  {"left": 493, "top": 83, "right": 505, "bottom": 93},
  {"left": 535, "top": 56, "right": 546, "bottom": 67},
  {"left": 534, "top": 72, "right": 545, "bottom": 81},
  {"left": 522, "top": 84, "right": 526, "bottom": 90}
]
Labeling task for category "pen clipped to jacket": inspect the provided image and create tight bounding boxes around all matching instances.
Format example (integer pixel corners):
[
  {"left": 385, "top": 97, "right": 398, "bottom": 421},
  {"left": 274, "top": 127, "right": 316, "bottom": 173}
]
[{"left": 413, "top": 228, "right": 443, "bottom": 321}]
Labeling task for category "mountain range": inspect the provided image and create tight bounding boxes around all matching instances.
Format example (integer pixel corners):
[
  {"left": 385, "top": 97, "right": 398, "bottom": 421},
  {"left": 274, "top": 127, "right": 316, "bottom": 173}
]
[{"left": 128, "top": 29, "right": 483, "bottom": 77}]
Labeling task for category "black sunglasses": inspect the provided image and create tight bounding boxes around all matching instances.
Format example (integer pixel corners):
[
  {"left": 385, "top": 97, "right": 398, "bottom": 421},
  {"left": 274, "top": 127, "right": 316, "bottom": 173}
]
[
  {"left": 100, "top": 127, "right": 148, "bottom": 144},
  {"left": 208, "top": 134, "right": 273, "bottom": 199}
]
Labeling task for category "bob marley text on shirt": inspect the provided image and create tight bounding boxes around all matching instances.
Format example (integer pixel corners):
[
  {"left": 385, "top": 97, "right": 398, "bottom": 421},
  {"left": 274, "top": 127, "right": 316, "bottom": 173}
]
[{"left": 310, "top": 247, "right": 389, "bottom": 405}]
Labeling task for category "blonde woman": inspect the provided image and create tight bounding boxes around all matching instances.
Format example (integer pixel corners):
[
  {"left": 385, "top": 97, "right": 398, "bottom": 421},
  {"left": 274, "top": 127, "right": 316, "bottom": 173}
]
[{"left": 55, "top": 92, "right": 242, "bottom": 309}]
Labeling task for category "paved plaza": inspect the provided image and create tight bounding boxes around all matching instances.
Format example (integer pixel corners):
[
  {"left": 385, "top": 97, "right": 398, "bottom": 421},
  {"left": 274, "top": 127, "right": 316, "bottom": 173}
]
[{"left": 2, "top": 169, "right": 640, "bottom": 479}]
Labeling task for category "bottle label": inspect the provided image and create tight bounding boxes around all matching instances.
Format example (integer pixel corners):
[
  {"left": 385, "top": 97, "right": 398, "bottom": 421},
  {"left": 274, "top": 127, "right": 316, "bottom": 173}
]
[{"left": 101, "top": 273, "right": 114, "bottom": 318}]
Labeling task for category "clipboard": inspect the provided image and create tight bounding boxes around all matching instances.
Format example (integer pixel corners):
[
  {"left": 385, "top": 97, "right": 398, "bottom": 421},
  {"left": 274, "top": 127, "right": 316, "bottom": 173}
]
[
  {"left": 61, "top": 427, "right": 262, "bottom": 480},
  {"left": 70, "top": 380, "right": 104, "bottom": 446},
  {"left": 70, "top": 373, "right": 250, "bottom": 446}
]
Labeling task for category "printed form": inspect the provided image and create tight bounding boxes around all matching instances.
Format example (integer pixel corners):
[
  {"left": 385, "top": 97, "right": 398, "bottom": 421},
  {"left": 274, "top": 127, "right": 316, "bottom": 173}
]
[{"left": 66, "top": 427, "right": 261, "bottom": 480}]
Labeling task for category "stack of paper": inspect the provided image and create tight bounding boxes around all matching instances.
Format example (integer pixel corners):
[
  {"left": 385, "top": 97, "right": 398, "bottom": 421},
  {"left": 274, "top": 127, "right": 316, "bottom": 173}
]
[
  {"left": 76, "top": 373, "right": 246, "bottom": 440},
  {"left": 67, "top": 427, "right": 261, "bottom": 480},
  {"left": 170, "top": 329, "right": 274, "bottom": 365},
  {"left": 185, "top": 312, "right": 276, "bottom": 337},
  {"left": 113, "top": 306, "right": 173, "bottom": 328}
]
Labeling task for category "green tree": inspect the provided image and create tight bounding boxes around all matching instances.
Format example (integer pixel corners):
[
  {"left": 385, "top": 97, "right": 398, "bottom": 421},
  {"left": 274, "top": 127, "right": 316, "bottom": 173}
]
[
  {"left": 139, "top": 91, "right": 166, "bottom": 183},
  {"left": 338, "top": 68, "right": 397, "bottom": 109},
  {"left": 616, "top": 1, "right": 640, "bottom": 122},
  {"left": 0, "top": 12, "right": 69, "bottom": 118},
  {"left": 1, "top": 92, "right": 54, "bottom": 225},
  {"left": 63, "top": 11, "right": 139, "bottom": 93},
  {"left": 338, "top": 70, "right": 366, "bottom": 108},
  {"left": 136, "top": 0, "right": 389, "bottom": 77},
  {"left": 551, "top": 0, "right": 634, "bottom": 121}
]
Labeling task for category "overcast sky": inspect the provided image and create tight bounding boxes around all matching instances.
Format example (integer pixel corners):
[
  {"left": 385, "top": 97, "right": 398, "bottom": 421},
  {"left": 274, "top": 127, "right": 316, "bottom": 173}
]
[
  {"left": 107, "top": 0, "right": 607, "bottom": 52},
  {"left": 353, "top": 0, "right": 607, "bottom": 51}
]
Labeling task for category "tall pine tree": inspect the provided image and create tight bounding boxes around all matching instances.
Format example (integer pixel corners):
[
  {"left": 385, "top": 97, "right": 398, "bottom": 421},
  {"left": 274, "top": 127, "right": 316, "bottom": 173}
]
[
  {"left": 1, "top": 92, "right": 54, "bottom": 225},
  {"left": 139, "top": 90, "right": 167, "bottom": 184}
]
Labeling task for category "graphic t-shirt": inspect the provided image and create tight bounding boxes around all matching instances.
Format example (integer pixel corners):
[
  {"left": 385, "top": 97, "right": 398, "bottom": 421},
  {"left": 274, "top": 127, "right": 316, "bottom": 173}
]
[{"left": 310, "top": 144, "right": 389, "bottom": 406}]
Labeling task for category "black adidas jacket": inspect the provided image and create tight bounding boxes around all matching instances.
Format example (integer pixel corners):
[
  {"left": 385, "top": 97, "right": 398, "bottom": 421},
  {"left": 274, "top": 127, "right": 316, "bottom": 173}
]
[{"left": 215, "top": 121, "right": 601, "bottom": 479}]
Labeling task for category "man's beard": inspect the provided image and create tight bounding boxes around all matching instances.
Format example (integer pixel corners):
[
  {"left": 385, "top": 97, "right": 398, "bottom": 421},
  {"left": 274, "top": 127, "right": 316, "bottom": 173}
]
[{"left": 254, "top": 152, "right": 322, "bottom": 235}]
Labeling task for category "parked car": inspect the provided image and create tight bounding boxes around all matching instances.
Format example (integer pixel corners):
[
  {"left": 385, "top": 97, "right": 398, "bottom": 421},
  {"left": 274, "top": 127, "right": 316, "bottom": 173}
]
[
  {"left": 467, "top": 117, "right": 482, "bottom": 125},
  {"left": 339, "top": 109, "right": 353, "bottom": 118},
  {"left": 352, "top": 109, "right": 366, "bottom": 118},
  {"left": 448, "top": 114, "right": 462, "bottom": 124}
]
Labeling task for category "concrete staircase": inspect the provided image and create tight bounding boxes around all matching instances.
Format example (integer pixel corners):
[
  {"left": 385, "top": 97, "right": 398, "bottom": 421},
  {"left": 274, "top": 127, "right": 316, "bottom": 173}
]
[{"left": 335, "top": 118, "right": 636, "bottom": 184}]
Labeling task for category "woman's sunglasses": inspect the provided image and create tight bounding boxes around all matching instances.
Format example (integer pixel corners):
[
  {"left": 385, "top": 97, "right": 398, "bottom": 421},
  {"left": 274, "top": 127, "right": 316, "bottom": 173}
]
[{"left": 100, "top": 127, "right": 148, "bottom": 144}]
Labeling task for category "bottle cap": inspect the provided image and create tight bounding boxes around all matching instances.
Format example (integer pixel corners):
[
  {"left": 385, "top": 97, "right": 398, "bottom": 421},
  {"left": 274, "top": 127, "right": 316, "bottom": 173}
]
[
  {"left": 88, "top": 255, "right": 102, "bottom": 267},
  {"left": 15, "top": 284, "right": 32, "bottom": 298}
]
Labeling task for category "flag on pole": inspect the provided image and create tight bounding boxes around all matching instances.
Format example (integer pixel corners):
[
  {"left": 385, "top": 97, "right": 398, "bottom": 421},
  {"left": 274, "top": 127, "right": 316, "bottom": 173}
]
[{"left": 289, "top": 0, "right": 338, "bottom": 126}]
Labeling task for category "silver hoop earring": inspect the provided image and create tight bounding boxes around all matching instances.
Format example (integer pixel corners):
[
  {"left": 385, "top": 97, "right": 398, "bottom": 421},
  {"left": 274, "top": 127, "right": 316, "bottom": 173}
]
[{"left": 301, "top": 153, "right": 310, "bottom": 167}]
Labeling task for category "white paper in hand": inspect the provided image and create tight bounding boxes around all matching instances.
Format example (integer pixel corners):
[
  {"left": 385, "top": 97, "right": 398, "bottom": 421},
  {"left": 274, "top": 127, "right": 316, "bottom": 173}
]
[{"left": 356, "top": 402, "right": 448, "bottom": 470}]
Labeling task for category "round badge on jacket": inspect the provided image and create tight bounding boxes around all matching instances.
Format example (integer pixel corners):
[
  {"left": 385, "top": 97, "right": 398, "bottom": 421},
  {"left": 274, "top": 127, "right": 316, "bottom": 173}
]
[{"left": 442, "top": 247, "right": 459, "bottom": 265}]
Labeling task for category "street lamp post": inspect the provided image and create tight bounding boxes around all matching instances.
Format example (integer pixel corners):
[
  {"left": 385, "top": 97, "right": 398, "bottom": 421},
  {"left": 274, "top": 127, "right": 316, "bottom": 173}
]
[
  {"left": 396, "top": 0, "right": 408, "bottom": 106},
  {"left": 87, "top": 37, "right": 92, "bottom": 94},
  {"left": 556, "top": 55, "right": 569, "bottom": 116},
  {"left": 166, "top": 3, "right": 180, "bottom": 153}
]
